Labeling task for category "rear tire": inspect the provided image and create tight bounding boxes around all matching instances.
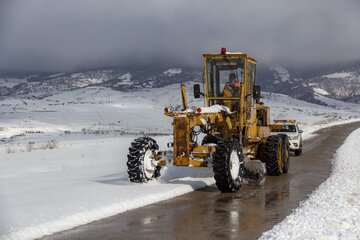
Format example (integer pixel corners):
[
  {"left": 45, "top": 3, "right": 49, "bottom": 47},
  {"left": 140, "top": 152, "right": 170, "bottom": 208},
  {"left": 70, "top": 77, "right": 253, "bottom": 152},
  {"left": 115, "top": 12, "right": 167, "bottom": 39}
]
[
  {"left": 127, "top": 137, "right": 161, "bottom": 182},
  {"left": 213, "top": 139, "right": 244, "bottom": 192},
  {"left": 278, "top": 134, "right": 290, "bottom": 173},
  {"left": 295, "top": 143, "right": 302, "bottom": 156},
  {"left": 263, "top": 135, "right": 283, "bottom": 176}
]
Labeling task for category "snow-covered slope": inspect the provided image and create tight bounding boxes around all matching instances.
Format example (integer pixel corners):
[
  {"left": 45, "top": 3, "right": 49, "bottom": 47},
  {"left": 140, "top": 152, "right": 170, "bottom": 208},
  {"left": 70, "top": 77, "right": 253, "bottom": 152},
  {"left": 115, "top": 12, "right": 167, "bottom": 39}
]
[
  {"left": 260, "top": 128, "right": 360, "bottom": 240},
  {"left": 2, "top": 62, "right": 360, "bottom": 104},
  {"left": 0, "top": 67, "right": 202, "bottom": 99},
  {"left": 0, "top": 84, "right": 359, "bottom": 240},
  {"left": 306, "top": 69, "right": 360, "bottom": 103},
  {"left": 258, "top": 63, "right": 360, "bottom": 104}
]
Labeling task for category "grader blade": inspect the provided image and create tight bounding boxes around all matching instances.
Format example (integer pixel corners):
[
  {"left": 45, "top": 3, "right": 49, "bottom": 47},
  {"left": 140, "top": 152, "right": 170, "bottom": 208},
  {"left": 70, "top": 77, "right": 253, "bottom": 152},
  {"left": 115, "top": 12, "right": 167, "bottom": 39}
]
[{"left": 243, "top": 160, "right": 266, "bottom": 186}]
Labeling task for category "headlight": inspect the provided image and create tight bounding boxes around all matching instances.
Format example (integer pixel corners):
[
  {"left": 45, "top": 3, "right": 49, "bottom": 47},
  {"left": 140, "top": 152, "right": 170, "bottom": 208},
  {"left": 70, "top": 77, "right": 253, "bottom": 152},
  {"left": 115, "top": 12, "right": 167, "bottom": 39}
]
[{"left": 290, "top": 135, "right": 299, "bottom": 140}]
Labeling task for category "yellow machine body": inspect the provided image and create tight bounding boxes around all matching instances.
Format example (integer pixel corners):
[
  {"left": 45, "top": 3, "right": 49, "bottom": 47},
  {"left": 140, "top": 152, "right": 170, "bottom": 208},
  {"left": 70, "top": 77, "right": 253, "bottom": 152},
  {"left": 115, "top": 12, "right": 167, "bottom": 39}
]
[
  {"left": 127, "top": 49, "right": 290, "bottom": 190},
  {"left": 164, "top": 51, "right": 272, "bottom": 167}
]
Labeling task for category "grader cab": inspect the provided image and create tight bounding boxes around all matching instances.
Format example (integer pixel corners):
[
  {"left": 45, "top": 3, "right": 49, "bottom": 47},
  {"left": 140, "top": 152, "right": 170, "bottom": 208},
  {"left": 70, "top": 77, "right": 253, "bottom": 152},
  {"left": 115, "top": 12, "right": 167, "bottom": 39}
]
[{"left": 127, "top": 48, "right": 290, "bottom": 192}]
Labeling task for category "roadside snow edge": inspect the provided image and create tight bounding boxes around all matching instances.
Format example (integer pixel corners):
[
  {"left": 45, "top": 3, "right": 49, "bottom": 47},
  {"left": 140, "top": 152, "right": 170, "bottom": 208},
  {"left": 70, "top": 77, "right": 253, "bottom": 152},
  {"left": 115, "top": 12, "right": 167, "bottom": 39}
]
[{"left": 260, "top": 127, "right": 360, "bottom": 239}]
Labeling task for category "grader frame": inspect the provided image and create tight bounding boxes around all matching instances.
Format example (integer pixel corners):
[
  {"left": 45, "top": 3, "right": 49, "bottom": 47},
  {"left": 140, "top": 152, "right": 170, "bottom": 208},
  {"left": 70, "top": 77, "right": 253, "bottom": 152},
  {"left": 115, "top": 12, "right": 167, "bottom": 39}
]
[{"left": 127, "top": 49, "right": 290, "bottom": 192}]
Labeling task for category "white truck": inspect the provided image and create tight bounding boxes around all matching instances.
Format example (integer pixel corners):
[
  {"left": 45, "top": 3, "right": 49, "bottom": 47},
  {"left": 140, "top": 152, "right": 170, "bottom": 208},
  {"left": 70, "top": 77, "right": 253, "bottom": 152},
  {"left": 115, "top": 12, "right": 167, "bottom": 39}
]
[{"left": 270, "top": 120, "right": 303, "bottom": 156}]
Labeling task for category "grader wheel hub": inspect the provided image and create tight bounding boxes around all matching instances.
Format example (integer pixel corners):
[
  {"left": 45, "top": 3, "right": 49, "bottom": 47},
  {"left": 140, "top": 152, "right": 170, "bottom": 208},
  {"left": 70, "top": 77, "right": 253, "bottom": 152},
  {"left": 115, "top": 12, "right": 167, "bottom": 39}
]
[
  {"left": 144, "top": 149, "right": 156, "bottom": 179},
  {"left": 230, "top": 150, "right": 240, "bottom": 180}
]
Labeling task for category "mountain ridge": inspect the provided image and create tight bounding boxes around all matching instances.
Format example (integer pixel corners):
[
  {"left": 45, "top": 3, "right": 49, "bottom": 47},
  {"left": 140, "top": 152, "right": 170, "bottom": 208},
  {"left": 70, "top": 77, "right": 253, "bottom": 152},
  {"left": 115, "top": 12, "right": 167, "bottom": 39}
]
[{"left": 0, "top": 63, "right": 359, "bottom": 104}]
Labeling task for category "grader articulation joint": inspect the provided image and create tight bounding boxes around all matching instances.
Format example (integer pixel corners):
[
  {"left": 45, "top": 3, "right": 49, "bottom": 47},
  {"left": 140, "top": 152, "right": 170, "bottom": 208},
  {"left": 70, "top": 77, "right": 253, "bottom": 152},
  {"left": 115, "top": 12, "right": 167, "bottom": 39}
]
[{"left": 127, "top": 48, "right": 290, "bottom": 192}]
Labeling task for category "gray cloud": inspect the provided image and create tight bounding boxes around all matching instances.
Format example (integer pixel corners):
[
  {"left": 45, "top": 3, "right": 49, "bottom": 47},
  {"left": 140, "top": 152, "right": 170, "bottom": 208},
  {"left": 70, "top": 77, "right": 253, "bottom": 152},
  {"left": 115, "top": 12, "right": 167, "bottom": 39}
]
[{"left": 0, "top": 0, "right": 360, "bottom": 72}]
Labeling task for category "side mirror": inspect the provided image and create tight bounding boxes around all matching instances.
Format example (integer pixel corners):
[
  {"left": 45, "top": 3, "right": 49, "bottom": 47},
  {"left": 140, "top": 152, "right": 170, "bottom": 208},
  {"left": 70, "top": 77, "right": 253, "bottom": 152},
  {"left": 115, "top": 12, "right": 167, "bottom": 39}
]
[
  {"left": 194, "top": 84, "right": 202, "bottom": 98},
  {"left": 253, "top": 85, "right": 261, "bottom": 103},
  {"left": 299, "top": 130, "right": 303, "bottom": 133}
]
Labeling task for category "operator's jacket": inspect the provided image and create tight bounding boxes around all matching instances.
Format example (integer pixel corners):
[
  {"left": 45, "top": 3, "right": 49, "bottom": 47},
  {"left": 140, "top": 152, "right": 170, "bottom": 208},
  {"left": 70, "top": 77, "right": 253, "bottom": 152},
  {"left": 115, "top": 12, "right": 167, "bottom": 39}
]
[{"left": 223, "top": 81, "right": 240, "bottom": 111}]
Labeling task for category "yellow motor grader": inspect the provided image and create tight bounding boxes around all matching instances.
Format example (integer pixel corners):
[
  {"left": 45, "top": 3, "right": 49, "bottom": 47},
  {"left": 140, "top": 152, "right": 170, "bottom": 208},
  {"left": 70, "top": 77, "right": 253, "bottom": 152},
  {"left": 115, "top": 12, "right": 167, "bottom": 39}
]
[{"left": 127, "top": 48, "right": 290, "bottom": 192}]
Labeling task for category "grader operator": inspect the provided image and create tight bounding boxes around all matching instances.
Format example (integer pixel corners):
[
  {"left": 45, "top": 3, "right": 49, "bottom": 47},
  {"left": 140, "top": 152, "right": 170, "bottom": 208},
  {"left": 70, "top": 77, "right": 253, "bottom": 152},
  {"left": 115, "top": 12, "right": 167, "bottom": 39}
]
[{"left": 127, "top": 48, "right": 290, "bottom": 192}]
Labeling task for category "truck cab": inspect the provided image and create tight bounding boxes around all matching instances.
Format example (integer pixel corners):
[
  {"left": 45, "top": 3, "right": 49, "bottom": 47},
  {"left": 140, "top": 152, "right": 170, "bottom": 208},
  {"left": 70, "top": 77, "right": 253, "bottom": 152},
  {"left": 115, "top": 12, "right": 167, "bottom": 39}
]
[
  {"left": 194, "top": 48, "right": 271, "bottom": 140},
  {"left": 270, "top": 120, "right": 303, "bottom": 156}
]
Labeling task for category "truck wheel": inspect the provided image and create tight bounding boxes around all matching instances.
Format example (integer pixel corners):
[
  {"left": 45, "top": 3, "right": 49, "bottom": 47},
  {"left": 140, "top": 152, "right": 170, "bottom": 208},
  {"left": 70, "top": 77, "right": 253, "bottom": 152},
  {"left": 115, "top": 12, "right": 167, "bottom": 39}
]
[
  {"left": 127, "top": 137, "right": 161, "bottom": 182},
  {"left": 294, "top": 145, "right": 301, "bottom": 156},
  {"left": 278, "top": 134, "right": 290, "bottom": 173},
  {"left": 264, "top": 135, "right": 283, "bottom": 176},
  {"left": 213, "top": 139, "right": 244, "bottom": 192}
]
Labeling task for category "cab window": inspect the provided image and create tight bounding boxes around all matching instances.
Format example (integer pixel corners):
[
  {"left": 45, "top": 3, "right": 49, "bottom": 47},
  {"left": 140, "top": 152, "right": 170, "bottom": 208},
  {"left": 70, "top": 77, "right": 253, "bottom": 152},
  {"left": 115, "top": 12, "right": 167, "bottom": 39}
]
[
  {"left": 206, "top": 57, "right": 244, "bottom": 98},
  {"left": 271, "top": 124, "right": 297, "bottom": 133}
]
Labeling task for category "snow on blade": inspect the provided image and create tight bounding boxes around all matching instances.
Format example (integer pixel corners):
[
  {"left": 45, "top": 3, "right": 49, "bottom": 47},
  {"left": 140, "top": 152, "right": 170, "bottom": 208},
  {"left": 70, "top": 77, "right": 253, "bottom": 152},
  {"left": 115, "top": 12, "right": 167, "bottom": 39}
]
[
  {"left": 260, "top": 128, "right": 360, "bottom": 240},
  {"left": 198, "top": 105, "right": 232, "bottom": 113}
]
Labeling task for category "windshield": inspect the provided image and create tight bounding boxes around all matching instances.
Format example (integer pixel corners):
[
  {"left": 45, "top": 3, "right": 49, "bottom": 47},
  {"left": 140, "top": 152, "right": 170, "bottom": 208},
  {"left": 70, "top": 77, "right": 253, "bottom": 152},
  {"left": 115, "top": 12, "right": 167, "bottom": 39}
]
[
  {"left": 271, "top": 125, "right": 297, "bottom": 133},
  {"left": 206, "top": 57, "right": 244, "bottom": 98}
]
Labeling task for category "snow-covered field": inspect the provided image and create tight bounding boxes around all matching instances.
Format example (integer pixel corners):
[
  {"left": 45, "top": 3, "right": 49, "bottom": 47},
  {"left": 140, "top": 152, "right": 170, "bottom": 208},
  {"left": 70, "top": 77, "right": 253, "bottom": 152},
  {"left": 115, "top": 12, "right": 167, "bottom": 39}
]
[
  {"left": 0, "top": 83, "right": 359, "bottom": 240},
  {"left": 261, "top": 128, "right": 360, "bottom": 240}
]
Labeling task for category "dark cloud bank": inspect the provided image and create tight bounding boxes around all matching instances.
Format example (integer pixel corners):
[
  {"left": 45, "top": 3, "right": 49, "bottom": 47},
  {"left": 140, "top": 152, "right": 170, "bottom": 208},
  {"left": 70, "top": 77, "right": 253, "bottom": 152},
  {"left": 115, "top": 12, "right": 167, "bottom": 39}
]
[{"left": 0, "top": 0, "right": 360, "bottom": 72}]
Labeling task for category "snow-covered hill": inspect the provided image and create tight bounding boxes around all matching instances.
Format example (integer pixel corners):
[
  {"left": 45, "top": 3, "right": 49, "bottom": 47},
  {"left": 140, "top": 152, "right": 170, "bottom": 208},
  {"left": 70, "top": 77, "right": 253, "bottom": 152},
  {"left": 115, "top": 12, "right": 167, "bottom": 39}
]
[
  {"left": 0, "top": 67, "right": 202, "bottom": 99},
  {"left": 305, "top": 69, "right": 360, "bottom": 103},
  {"left": 0, "top": 83, "right": 359, "bottom": 240},
  {"left": 1, "top": 61, "right": 360, "bottom": 104},
  {"left": 258, "top": 63, "right": 360, "bottom": 104}
]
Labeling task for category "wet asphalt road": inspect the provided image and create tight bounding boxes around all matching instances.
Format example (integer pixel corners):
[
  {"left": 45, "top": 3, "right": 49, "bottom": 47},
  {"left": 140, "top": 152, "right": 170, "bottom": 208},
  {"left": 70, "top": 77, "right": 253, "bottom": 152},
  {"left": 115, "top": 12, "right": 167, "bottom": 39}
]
[{"left": 42, "top": 122, "right": 360, "bottom": 240}]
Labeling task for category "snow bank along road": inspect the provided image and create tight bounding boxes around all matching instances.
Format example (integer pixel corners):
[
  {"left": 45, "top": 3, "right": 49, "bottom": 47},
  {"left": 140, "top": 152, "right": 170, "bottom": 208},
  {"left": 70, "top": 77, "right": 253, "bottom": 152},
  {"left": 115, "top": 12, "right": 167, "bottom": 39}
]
[
  {"left": 260, "top": 126, "right": 360, "bottom": 239},
  {"left": 1, "top": 84, "right": 359, "bottom": 240},
  {"left": 43, "top": 122, "right": 360, "bottom": 240}
]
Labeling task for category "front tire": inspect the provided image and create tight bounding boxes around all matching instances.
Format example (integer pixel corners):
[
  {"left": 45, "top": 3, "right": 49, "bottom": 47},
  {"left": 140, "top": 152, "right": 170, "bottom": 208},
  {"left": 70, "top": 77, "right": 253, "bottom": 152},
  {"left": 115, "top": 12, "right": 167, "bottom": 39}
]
[
  {"left": 213, "top": 139, "right": 244, "bottom": 192},
  {"left": 263, "top": 135, "right": 283, "bottom": 176},
  {"left": 278, "top": 134, "right": 290, "bottom": 173},
  {"left": 127, "top": 137, "right": 161, "bottom": 182},
  {"left": 294, "top": 143, "right": 302, "bottom": 156}
]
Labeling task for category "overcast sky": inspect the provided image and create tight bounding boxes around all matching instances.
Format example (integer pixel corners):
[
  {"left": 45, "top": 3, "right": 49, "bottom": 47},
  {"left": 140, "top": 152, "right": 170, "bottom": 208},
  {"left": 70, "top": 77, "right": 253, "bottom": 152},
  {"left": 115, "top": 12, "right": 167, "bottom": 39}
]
[{"left": 1, "top": 0, "right": 360, "bottom": 72}]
